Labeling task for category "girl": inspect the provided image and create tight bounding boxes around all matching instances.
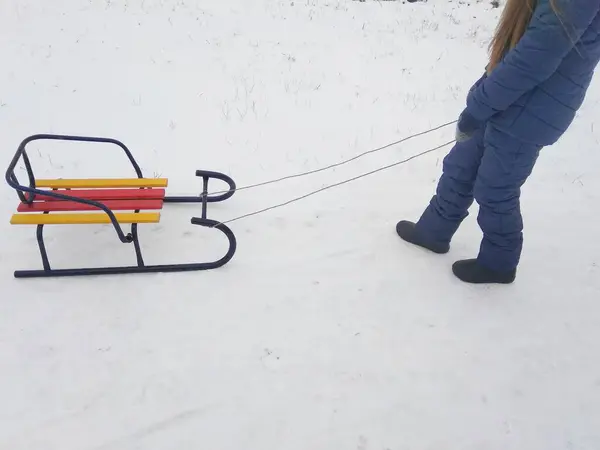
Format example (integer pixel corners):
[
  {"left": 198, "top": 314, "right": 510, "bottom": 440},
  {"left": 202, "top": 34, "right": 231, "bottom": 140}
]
[{"left": 397, "top": 0, "right": 600, "bottom": 284}]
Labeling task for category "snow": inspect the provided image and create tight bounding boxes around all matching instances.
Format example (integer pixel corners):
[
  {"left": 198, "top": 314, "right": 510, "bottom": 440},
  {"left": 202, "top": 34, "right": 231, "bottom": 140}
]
[{"left": 1, "top": 0, "right": 600, "bottom": 449}]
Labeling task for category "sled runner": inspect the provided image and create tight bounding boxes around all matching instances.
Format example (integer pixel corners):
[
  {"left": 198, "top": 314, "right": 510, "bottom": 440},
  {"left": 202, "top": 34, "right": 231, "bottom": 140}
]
[{"left": 6, "top": 134, "right": 237, "bottom": 278}]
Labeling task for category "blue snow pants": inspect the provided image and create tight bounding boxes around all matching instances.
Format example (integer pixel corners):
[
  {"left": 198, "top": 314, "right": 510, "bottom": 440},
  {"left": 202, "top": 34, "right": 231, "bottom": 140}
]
[{"left": 416, "top": 123, "right": 542, "bottom": 272}]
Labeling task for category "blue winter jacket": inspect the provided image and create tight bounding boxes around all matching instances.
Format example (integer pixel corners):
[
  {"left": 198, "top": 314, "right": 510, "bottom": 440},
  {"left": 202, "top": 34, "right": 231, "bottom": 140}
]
[{"left": 466, "top": 0, "right": 600, "bottom": 146}]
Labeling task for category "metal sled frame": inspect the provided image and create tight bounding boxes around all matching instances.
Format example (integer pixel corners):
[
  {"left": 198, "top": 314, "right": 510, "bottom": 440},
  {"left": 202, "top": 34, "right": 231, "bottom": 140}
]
[{"left": 5, "top": 134, "right": 237, "bottom": 278}]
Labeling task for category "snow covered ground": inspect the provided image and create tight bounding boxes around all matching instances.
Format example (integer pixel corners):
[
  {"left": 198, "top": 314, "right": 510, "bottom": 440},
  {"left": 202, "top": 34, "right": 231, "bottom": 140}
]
[{"left": 1, "top": 0, "right": 600, "bottom": 449}]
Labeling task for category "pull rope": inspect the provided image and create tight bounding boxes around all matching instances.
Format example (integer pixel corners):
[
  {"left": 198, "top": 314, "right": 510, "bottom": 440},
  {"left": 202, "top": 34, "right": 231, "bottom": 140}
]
[
  {"left": 213, "top": 139, "right": 455, "bottom": 227},
  {"left": 205, "top": 120, "right": 457, "bottom": 197}
]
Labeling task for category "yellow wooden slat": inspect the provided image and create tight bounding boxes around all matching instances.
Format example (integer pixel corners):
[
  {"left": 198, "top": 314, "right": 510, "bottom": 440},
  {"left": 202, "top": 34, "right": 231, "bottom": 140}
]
[
  {"left": 35, "top": 178, "right": 168, "bottom": 189},
  {"left": 10, "top": 212, "right": 161, "bottom": 225}
]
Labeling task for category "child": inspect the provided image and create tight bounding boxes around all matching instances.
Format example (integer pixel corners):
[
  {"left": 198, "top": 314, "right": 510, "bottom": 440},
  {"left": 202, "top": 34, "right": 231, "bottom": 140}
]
[{"left": 397, "top": 0, "right": 600, "bottom": 284}]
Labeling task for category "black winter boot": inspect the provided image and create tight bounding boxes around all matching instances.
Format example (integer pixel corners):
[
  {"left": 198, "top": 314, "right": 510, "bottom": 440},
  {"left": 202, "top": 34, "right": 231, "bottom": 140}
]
[
  {"left": 396, "top": 221, "right": 450, "bottom": 254},
  {"left": 452, "top": 259, "right": 516, "bottom": 284}
]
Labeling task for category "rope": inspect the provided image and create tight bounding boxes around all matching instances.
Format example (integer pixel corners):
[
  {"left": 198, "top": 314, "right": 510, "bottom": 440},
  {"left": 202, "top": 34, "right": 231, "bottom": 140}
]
[
  {"left": 205, "top": 120, "right": 457, "bottom": 197},
  {"left": 213, "top": 139, "right": 455, "bottom": 227}
]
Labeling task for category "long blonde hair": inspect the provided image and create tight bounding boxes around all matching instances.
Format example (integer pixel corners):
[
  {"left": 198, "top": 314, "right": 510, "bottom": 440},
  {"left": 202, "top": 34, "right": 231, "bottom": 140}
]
[{"left": 488, "top": 0, "right": 560, "bottom": 72}]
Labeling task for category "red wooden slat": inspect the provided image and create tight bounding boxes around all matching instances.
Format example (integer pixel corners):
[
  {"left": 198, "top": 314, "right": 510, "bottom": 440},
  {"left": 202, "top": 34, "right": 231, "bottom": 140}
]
[
  {"left": 18, "top": 199, "right": 164, "bottom": 213},
  {"left": 33, "top": 188, "right": 166, "bottom": 202}
]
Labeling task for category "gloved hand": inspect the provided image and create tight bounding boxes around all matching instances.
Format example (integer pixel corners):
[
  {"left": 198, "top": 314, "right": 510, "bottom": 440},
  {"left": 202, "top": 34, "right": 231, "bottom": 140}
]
[{"left": 455, "top": 109, "right": 482, "bottom": 142}]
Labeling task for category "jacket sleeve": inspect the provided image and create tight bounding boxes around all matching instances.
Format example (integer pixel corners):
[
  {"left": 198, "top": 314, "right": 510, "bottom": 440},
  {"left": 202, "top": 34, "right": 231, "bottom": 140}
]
[{"left": 466, "top": 0, "right": 600, "bottom": 121}]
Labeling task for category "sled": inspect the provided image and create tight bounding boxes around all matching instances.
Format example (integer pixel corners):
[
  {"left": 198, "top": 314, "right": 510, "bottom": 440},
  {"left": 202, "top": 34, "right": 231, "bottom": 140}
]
[{"left": 5, "top": 134, "right": 237, "bottom": 278}]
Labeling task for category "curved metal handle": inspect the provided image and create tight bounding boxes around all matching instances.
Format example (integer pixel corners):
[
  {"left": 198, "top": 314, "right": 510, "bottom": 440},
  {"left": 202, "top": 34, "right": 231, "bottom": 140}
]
[
  {"left": 195, "top": 170, "right": 236, "bottom": 203},
  {"left": 9, "top": 134, "right": 143, "bottom": 178},
  {"left": 191, "top": 217, "right": 237, "bottom": 267}
]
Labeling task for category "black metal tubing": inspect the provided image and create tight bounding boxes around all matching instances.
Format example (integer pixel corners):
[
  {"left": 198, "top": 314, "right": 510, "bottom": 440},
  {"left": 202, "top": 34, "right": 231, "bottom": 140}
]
[
  {"left": 6, "top": 134, "right": 145, "bottom": 243},
  {"left": 163, "top": 170, "right": 236, "bottom": 204},
  {"left": 131, "top": 223, "right": 145, "bottom": 267},
  {"left": 36, "top": 224, "right": 51, "bottom": 271},
  {"left": 13, "top": 218, "right": 237, "bottom": 278},
  {"left": 7, "top": 134, "right": 238, "bottom": 278},
  {"left": 22, "top": 152, "right": 36, "bottom": 204}
]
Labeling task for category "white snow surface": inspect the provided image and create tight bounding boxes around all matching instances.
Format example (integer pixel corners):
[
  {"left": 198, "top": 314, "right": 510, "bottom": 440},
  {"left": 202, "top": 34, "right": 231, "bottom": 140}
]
[{"left": 1, "top": 1, "right": 600, "bottom": 449}]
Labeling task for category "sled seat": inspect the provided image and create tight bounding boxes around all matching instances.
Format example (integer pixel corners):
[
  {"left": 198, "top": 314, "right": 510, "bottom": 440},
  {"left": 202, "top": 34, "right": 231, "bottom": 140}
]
[{"left": 10, "top": 178, "right": 167, "bottom": 226}]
